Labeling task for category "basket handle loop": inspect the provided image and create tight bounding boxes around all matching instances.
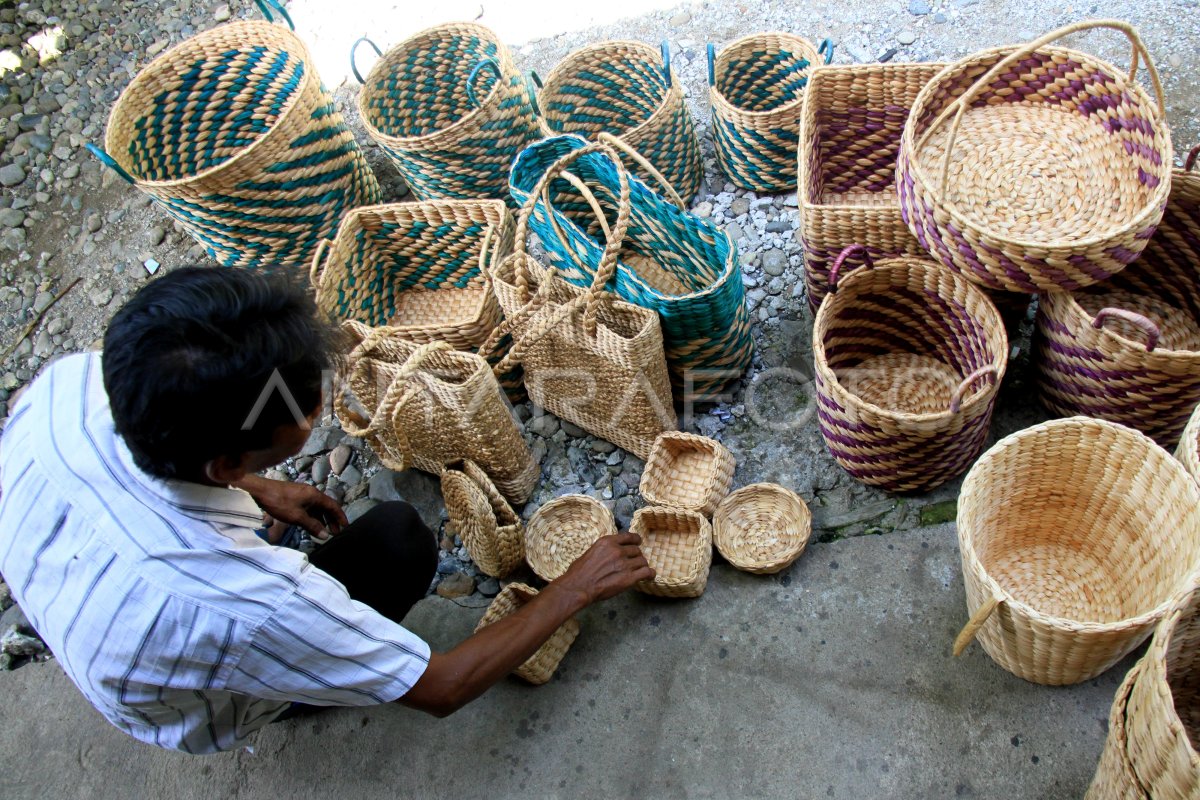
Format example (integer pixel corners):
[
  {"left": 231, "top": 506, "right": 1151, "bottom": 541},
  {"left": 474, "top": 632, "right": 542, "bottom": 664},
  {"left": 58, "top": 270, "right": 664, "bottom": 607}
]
[
  {"left": 525, "top": 71, "right": 543, "bottom": 116},
  {"left": 350, "top": 37, "right": 383, "bottom": 85},
  {"left": 85, "top": 143, "right": 135, "bottom": 185},
  {"left": 596, "top": 131, "right": 686, "bottom": 210},
  {"left": 827, "top": 244, "right": 873, "bottom": 293},
  {"left": 492, "top": 289, "right": 590, "bottom": 377},
  {"left": 949, "top": 366, "right": 1000, "bottom": 413},
  {"left": 1186, "top": 145, "right": 1200, "bottom": 172},
  {"left": 952, "top": 594, "right": 1002, "bottom": 657},
  {"left": 1092, "top": 308, "right": 1161, "bottom": 351},
  {"left": 818, "top": 38, "right": 835, "bottom": 64},
  {"left": 706, "top": 43, "right": 717, "bottom": 86},
  {"left": 660, "top": 40, "right": 673, "bottom": 87},
  {"left": 467, "top": 59, "right": 503, "bottom": 109},
  {"left": 919, "top": 20, "right": 1168, "bottom": 197},
  {"left": 254, "top": 0, "right": 295, "bottom": 30},
  {"left": 309, "top": 238, "right": 333, "bottom": 289}
]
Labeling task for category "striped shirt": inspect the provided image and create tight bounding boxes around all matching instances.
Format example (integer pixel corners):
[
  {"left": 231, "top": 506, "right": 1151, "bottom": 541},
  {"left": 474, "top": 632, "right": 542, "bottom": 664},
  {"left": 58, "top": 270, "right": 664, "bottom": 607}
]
[{"left": 0, "top": 353, "right": 430, "bottom": 754}]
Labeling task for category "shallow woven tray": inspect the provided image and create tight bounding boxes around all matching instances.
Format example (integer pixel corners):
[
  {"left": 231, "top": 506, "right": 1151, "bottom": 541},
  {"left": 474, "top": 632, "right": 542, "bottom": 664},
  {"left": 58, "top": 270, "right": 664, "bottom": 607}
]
[
  {"left": 640, "top": 432, "right": 735, "bottom": 517},
  {"left": 441, "top": 459, "right": 523, "bottom": 578},
  {"left": 712, "top": 483, "right": 811, "bottom": 575},
  {"left": 525, "top": 495, "right": 617, "bottom": 581},
  {"left": 474, "top": 583, "right": 580, "bottom": 685},
  {"left": 631, "top": 507, "right": 713, "bottom": 598}
]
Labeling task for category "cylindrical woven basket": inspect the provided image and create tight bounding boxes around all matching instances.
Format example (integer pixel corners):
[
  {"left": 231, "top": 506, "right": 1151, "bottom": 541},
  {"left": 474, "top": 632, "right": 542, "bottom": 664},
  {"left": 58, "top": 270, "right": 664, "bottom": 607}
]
[
  {"left": 474, "top": 583, "right": 580, "bottom": 685},
  {"left": 535, "top": 40, "right": 703, "bottom": 203},
  {"left": 1177, "top": 404, "right": 1200, "bottom": 485},
  {"left": 813, "top": 247, "right": 1008, "bottom": 493},
  {"left": 797, "top": 62, "right": 946, "bottom": 311},
  {"left": 708, "top": 32, "right": 830, "bottom": 193},
  {"left": 1086, "top": 665, "right": 1148, "bottom": 800},
  {"left": 1034, "top": 146, "right": 1200, "bottom": 449},
  {"left": 712, "top": 483, "right": 811, "bottom": 575},
  {"left": 897, "top": 20, "right": 1172, "bottom": 294},
  {"left": 89, "top": 20, "right": 381, "bottom": 269},
  {"left": 353, "top": 22, "right": 542, "bottom": 202},
  {"left": 525, "top": 495, "right": 617, "bottom": 581},
  {"left": 953, "top": 417, "right": 1200, "bottom": 685},
  {"left": 441, "top": 459, "right": 524, "bottom": 578},
  {"left": 631, "top": 506, "right": 713, "bottom": 598},
  {"left": 640, "top": 432, "right": 735, "bottom": 517}
]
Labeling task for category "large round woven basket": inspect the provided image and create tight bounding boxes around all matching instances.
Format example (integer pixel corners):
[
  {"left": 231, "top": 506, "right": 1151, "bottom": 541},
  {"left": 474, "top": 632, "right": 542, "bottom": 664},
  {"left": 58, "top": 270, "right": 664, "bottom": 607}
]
[
  {"left": 354, "top": 22, "right": 542, "bottom": 202},
  {"left": 1177, "top": 404, "right": 1200, "bottom": 485},
  {"left": 954, "top": 417, "right": 1200, "bottom": 685},
  {"left": 897, "top": 20, "right": 1172, "bottom": 294},
  {"left": 525, "top": 495, "right": 616, "bottom": 581},
  {"left": 813, "top": 247, "right": 1008, "bottom": 493},
  {"left": 1086, "top": 665, "right": 1147, "bottom": 800},
  {"left": 90, "top": 20, "right": 380, "bottom": 269}
]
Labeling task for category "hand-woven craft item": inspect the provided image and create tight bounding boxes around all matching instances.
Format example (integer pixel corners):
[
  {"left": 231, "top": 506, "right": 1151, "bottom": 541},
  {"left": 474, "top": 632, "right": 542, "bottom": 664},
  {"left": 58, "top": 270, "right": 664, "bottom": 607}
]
[
  {"left": 1086, "top": 664, "right": 1147, "bottom": 800},
  {"left": 524, "top": 495, "right": 617, "bottom": 581},
  {"left": 535, "top": 40, "right": 703, "bottom": 202},
  {"left": 441, "top": 459, "right": 523, "bottom": 578},
  {"left": 1178, "top": 403, "right": 1200, "bottom": 486},
  {"left": 631, "top": 506, "right": 713, "bottom": 598},
  {"left": 797, "top": 61, "right": 947, "bottom": 310},
  {"left": 88, "top": 18, "right": 380, "bottom": 269},
  {"left": 708, "top": 32, "right": 831, "bottom": 193},
  {"left": 813, "top": 246, "right": 1007, "bottom": 493},
  {"left": 953, "top": 417, "right": 1200, "bottom": 685},
  {"left": 352, "top": 22, "right": 542, "bottom": 202},
  {"left": 1034, "top": 145, "right": 1200, "bottom": 449},
  {"left": 639, "top": 432, "right": 735, "bottom": 517},
  {"left": 474, "top": 583, "right": 580, "bottom": 685},
  {"left": 898, "top": 20, "right": 1173, "bottom": 294},
  {"left": 712, "top": 483, "right": 811, "bottom": 575}
]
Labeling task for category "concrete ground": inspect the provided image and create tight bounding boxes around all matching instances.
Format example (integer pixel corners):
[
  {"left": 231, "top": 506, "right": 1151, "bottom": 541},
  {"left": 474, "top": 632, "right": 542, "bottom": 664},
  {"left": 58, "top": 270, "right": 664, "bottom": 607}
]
[{"left": 0, "top": 523, "right": 1134, "bottom": 798}]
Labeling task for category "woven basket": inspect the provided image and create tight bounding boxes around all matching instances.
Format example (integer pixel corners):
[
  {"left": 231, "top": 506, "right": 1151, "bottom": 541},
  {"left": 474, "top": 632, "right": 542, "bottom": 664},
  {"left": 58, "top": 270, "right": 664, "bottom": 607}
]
[
  {"left": 441, "top": 459, "right": 523, "bottom": 578},
  {"left": 897, "top": 20, "right": 1172, "bottom": 294},
  {"left": 311, "top": 200, "right": 512, "bottom": 350},
  {"left": 535, "top": 40, "right": 702, "bottom": 202},
  {"left": 1125, "top": 580, "right": 1200, "bottom": 799},
  {"left": 1086, "top": 665, "right": 1148, "bottom": 800},
  {"left": 953, "top": 417, "right": 1200, "bottom": 685},
  {"left": 525, "top": 495, "right": 617, "bottom": 582},
  {"left": 798, "top": 61, "right": 947, "bottom": 311},
  {"left": 712, "top": 483, "right": 811, "bottom": 575},
  {"left": 474, "top": 583, "right": 580, "bottom": 685},
  {"left": 708, "top": 33, "right": 831, "bottom": 193},
  {"left": 337, "top": 323, "right": 538, "bottom": 505},
  {"left": 813, "top": 246, "right": 1008, "bottom": 493},
  {"left": 1034, "top": 146, "right": 1200, "bottom": 449},
  {"left": 88, "top": 20, "right": 380, "bottom": 270},
  {"left": 631, "top": 507, "right": 713, "bottom": 598},
  {"left": 1177, "top": 404, "right": 1200, "bottom": 485},
  {"left": 353, "top": 22, "right": 542, "bottom": 202},
  {"left": 640, "top": 432, "right": 735, "bottom": 517}
]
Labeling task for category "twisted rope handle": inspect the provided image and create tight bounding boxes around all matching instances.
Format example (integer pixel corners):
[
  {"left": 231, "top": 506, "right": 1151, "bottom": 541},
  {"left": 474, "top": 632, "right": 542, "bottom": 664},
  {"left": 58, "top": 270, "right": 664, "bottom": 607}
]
[
  {"left": 952, "top": 594, "right": 1001, "bottom": 656},
  {"left": 706, "top": 43, "right": 717, "bottom": 86},
  {"left": 1186, "top": 145, "right": 1200, "bottom": 172},
  {"left": 818, "top": 38, "right": 835, "bottom": 64},
  {"left": 466, "top": 59, "right": 503, "bottom": 109},
  {"left": 949, "top": 366, "right": 1000, "bottom": 413},
  {"left": 660, "top": 40, "right": 673, "bottom": 87},
  {"left": 596, "top": 131, "right": 686, "bottom": 210},
  {"left": 1092, "top": 307, "right": 1161, "bottom": 351},
  {"left": 254, "top": 0, "right": 295, "bottom": 29},
  {"left": 827, "top": 244, "right": 874, "bottom": 293},
  {"left": 350, "top": 37, "right": 383, "bottom": 85},
  {"left": 309, "top": 238, "right": 332, "bottom": 289},
  {"left": 491, "top": 289, "right": 591, "bottom": 377}
]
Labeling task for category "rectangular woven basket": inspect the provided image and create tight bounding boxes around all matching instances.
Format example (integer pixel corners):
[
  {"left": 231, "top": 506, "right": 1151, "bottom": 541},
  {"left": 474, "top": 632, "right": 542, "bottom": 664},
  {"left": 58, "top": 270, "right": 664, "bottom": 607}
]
[
  {"left": 474, "top": 583, "right": 580, "bottom": 684},
  {"left": 631, "top": 507, "right": 713, "bottom": 598},
  {"left": 640, "top": 432, "right": 735, "bottom": 517}
]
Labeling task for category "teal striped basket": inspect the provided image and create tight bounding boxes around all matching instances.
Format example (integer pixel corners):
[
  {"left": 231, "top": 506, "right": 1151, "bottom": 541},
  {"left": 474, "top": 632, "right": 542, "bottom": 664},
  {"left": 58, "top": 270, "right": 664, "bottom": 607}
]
[
  {"left": 353, "top": 22, "right": 543, "bottom": 203},
  {"left": 534, "top": 40, "right": 703, "bottom": 204},
  {"left": 88, "top": 13, "right": 380, "bottom": 270},
  {"left": 509, "top": 134, "right": 753, "bottom": 398}
]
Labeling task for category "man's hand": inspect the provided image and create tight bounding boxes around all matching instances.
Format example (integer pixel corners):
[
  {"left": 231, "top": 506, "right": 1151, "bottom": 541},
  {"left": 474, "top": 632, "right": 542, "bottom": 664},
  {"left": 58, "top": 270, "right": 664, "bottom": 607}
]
[
  {"left": 553, "top": 533, "right": 656, "bottom": 608},
  {"left": 234, "top": 474, "right": 348, "bottom": 539}
]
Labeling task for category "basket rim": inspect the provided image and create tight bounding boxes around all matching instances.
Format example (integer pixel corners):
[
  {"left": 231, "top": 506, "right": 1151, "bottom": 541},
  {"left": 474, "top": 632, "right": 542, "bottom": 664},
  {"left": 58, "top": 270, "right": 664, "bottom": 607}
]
[
  {"left": 525, "top": 494, "right": 616, "bottom": 581},
  {"left": 713, "top": 482, "right": 812, "bottom": 571},
  {"left": 103, "top": 20, "right": 318, "bottom": 189},
  {"left": 1041, "top": 285, "right": 1200, "bottom": 360},
  {"left": 1178, "top": 405, "right": 1200, "bottom": 478},
  {"left": 708, "top": 31, "right": 820, "bottom": 120}
]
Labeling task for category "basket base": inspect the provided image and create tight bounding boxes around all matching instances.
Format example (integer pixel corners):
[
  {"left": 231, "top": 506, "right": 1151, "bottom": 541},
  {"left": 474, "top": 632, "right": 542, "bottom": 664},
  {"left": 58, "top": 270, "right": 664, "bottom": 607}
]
[{"left": 835, "top": 353, "right": 959, "bottom": 415}]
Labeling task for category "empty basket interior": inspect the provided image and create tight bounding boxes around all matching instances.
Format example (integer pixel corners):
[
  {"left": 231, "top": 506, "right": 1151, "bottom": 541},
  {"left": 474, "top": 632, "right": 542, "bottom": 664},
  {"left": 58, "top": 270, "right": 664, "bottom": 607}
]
[
  {"left": 713, "top": 34, "right": 816, "bottom": 113},
  {"left": 1073, "top": 249, "right": 1200, "bottom": 353},
  {"left": 526, "top": 496, "right": 615, "bottom": 581},
  {"left": 539, "top": 42, "right": 668, "bottom": 139},
  {"left": 634, "top": 508, "right": 709, "bottom": 582},
  {"left": 642, "top": 434, "right": 730, "bottom": 508}
]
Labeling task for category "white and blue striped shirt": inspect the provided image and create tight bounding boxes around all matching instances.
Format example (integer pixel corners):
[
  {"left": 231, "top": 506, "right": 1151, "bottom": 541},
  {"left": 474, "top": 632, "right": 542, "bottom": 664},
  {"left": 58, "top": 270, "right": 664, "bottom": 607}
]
[{"left": 0, "top": 353, "right": 430, "bottom": 754}]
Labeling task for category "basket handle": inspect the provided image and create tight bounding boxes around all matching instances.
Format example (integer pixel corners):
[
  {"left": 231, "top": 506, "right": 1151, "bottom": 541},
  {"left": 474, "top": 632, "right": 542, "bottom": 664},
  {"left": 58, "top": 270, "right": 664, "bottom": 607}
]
[
  {"left": 1092, "top": 308, "right": 1161, "bottom": 351},
  {"left": 1186, "top": 145, "right": 1200, "bottom": 172},
  {"left": 254, "top": 0, "right": 295, "bottom": 30},
  {"left": 350, "top": 37, "right": 383, "bottom": 85},
  {"left": 309, "top": 238, "right": 333, "bottom": 289},
  {"left": 706, "top": 43, "right": 717, "bottom": 86},
  {"left": 952, "top": 594, "right": 1002, "bottom": 656},
  {"left": 85, "top": 143, "right": 135, "bottom": 185},
  {"left": 524, "top": 72, "right": 543, "bottom": 116},
  {"left": 596, "top": 131, "right": 686, "bottom": 210},
  {"left": 949, "top": 366, "right": 1000, "bottom": 413},
  {"left": 660, "top": 40, "right": 673, "bottom": 87},
  {"left": 818, "top": 38, "right": 835, "bottom": 64},
  {"left": 466, "top": 59, "right": 503, "bottom": 109},
  {"left": 827, "top": 244, "right": 874, "bottom": 293},
  {"left": 917, "top": 20, "right": 1168, "bottom": 197}
]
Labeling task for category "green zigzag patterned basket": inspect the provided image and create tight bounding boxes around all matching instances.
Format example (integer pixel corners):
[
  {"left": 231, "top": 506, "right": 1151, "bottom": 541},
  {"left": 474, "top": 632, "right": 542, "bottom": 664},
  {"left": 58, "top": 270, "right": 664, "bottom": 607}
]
[
  {"left": 353, "top": 22, "right": 542, "bottom": 203},
  {"left": 89, "top": 18, "right": 380, "bottom": 270}
]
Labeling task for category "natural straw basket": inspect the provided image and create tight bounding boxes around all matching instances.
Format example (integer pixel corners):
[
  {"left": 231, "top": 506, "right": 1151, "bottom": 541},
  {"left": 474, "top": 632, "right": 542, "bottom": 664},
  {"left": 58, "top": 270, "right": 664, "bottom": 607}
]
[
  {"left": 474, "top": 583, "right": 580, "bottom": 685},
  {"left": 797, "top": 62, "right": 946, "bottom": 310},
  {"left": 1034, "top": 145, "right": 1200, "bottom": 449},
  {"left": 712, "top": 483, "right": 811, "bottom": 575},
  {"left": 311, "top": 200, "right": 512, "bottom": 350},
  {"left": 441, "top": 459, "right": 524, "bottom": 578},
  {"left": 88, "top": 18, "right": 380, "bottom": 270},
  {"left": 525, "top": 495, "right": 617, "bottom": 581},
  {"left": 898, "top": 20, "right": 1172, "bottom": 294},
  {"left": 1177, "top": 404, "right": 1200, "bottom": 485},
  {"left": 352, "top": 22, "right": 542, "bottom": 202},
  {"left": 1086, "top": 665, "right": 1147, "bottom": 800},
  {"left": 631, "top": 507, "right": 713, "bottom": 598},
  {"left": 708, "top": 32, "right": 831, "bottom": 193},
  {"left": 813, "top": 246, "right": 1008, "bottom": 493},
  {"left": 640, "top": 432, "right": 735, "bottom": 517},
  {"left": 953, "top": 417, "right": 1200, "bottom": 685},
  {"left": 535, "top": 40, "right": 703, "bottom": 202}
]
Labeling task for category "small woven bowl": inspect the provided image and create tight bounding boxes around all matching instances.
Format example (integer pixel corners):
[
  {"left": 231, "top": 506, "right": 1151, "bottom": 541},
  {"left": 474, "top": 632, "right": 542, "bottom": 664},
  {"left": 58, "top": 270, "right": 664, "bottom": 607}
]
[
  {"left": 525, "top": 495, "right": 616, "bottom": 581},
  {"left": 640, "top": 432, "right": 736, "bottom": 517},
  {"left": 631, "top": 507, "right": 713, "bottom": 598},
  {"left": 474, "top": 582, "right": 580, "bottom": 684},
  {"left": 713, "top": 483, "right": 812, "bottom": 575}
]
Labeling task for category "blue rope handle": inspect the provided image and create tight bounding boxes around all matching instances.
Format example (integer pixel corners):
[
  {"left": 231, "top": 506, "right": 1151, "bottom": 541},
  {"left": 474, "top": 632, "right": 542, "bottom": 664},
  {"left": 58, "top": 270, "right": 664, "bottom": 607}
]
[
  {"left": 818, "top": 38, "right": 835, "bottom": 64},
  {"left": 660, "top": 40, "right": 673, "bottom": 87},
  {"left": 526, "top": 71, "right": 542, "bottom": 116},
  {"left": 706, "top": 43, "right": 716, "bottom": 86},
  {"left": 253, "top": 0, "right": 295, "bottom": 30},
  {"left": 466, "top": 59, "right": 502, "bottom": 109},
  {"left": 85, "top": 143, "right": 135, "bottom": 185},
  {"left": 350, "top": 37, "right": 383, "bottom": 85}
]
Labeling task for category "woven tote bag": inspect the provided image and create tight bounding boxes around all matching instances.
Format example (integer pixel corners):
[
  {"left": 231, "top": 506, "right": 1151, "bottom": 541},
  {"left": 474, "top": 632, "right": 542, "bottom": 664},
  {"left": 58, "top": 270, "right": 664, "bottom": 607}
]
[
  {"left": 1034, "top": 145, "right": 1200, "bottom": 449},
  {"left": 798, "top": 61, "right": 946, "bottom": 310},
  {"left": 88, "top": 17, "right": 380, "bottom": 270},
  {"left": 440, "top": 459, "right": 524, "bottom": 579},
  {"left": 813, "top": 246, "right": 1008, "bottom": 493},
  {"left": 953, "top": 417, "right": 1200, "bottom": 685},
  {"left": 1178, "top": 404, "right": 1200, "bottom": 485},
  {"left": 707, "top": 32, "right": 832, "bottom": 193},
  {"left": 898, "top": 20, "right": 1173, "bottom": 294},
  {"left": 352, "top": 22, "right": 542, "bottom": 202},
  {"left": 474, "top": 583, "right": 580, "bottom": 684},
  {"left": 510, "top": 134, "right": 752, "bottom": 398},
  {"left": 337, "top": 322, "right": 538, "bottom": 505},
  {"left": 534, "top": 40, "right": 702, "bottom": 203},
  {"left": 1086, "top": 665, "right": 1148, "bottom": 800}
]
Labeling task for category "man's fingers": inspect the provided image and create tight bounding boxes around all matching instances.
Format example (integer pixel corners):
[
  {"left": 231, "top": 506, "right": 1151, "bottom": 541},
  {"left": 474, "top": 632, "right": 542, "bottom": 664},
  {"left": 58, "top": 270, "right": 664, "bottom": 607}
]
[
  {"left": 294, "top": 512, "right": 329, "bottom": 540},
  {"left": 309, "top": 488, "right": 348, "bottom": 533},
  {"left": 609, "top": 532, "right": 642, "bottom": 547},
  {"left": 628, "top": 565, "right": 656, "bottom": 584}
]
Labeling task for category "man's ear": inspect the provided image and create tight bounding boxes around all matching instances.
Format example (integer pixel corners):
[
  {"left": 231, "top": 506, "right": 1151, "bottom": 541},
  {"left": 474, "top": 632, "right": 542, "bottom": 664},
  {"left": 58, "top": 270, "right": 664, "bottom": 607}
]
[{"left": 204, "top": 453, "right": 251, "bottom": 486}]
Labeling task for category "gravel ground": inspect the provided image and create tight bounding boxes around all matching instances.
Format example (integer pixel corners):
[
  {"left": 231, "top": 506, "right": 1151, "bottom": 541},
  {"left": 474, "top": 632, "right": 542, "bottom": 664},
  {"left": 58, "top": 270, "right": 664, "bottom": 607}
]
[{"left": 0, "top": 0, "right": 1197, "bottom": 664}]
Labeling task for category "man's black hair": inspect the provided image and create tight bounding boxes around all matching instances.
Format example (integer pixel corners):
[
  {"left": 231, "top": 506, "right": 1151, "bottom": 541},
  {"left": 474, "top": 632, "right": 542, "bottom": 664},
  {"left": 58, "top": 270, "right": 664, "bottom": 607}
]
[{"left": 102, "top": 267, "right": 335, "bottom": 481}]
